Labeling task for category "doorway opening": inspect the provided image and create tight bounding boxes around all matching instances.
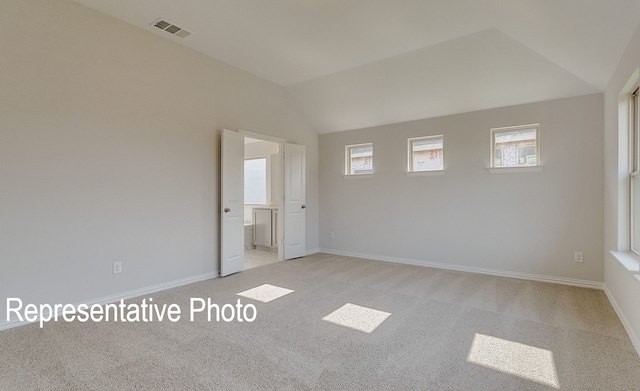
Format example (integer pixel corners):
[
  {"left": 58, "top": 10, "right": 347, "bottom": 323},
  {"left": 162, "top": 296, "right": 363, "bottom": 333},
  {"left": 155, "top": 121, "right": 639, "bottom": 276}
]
[
  {"left": 221, "top": 128, "right": 305, "bottom": 277},
  {"left": 243, "top": 136, "right": 282, "bottom": 270}
]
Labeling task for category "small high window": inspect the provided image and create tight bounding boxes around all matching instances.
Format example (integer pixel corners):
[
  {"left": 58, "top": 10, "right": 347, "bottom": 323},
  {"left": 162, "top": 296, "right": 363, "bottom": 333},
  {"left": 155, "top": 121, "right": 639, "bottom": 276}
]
[
  {"left": 345, "top": 143, "right": 373, "bottom": 175},
  {"left": 491, "top": 124, "right": 540, "bottom": 168},
  {"left": 408, "top": 135, "right": 444, "bottom": 172}
]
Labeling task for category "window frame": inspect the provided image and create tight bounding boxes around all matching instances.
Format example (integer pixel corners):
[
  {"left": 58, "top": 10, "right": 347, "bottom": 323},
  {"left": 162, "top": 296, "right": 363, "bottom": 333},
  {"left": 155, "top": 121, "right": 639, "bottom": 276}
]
[
  {"left": 490, "top": 124, "right": 540, "bottom": 169},
  {"left": 494, "top": 147, "right": 503, "bottom": 167},
  {"left": 407, "top": 135, "right": 444, "bottom": 173},
  {"left": 345, "top": 143, "right": 374, "bottom": 176},
  {"left": 630, "top": 87, "right": 640, "bottom": 256}
]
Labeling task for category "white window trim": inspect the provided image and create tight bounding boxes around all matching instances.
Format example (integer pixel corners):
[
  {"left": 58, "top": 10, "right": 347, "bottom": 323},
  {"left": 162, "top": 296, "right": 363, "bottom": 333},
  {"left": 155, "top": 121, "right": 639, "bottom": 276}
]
[
  {"left": 629, "top": 86, "right": 640, "bottom": 256},
  {"left": 406, "top": 135, "right": 445, "bottom": 174},
  {"left": 613, "top": 68, "right": 640, "bottom": 273},
  {"left": 344, "top": 143, "right": 374, "bottom": 177},
  {"left": 489, "top": 124, "right": 541, "bottom": 170},
  {"left": 610, "top": 251, "right": 640, "bottom": 272}
]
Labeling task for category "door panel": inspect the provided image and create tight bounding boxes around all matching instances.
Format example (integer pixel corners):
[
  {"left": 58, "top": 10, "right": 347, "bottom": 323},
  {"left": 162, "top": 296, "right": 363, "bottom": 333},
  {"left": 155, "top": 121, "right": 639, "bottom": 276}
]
[
  {"left": 284, "top": 143, "right": 306, "bottom": 260},
  {"left": 221, "top": 129, "right": 244, "bottom": 276}
]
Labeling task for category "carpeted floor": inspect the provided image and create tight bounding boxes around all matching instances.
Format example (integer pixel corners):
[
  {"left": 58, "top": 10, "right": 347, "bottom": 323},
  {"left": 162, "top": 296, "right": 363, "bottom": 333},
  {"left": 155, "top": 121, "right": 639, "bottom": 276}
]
[
  {"left": 1, "top": 253, "right": 639, "bottom": 390},
  {"left": 244, "top": 249, "right": 280, "bottom": 270}
]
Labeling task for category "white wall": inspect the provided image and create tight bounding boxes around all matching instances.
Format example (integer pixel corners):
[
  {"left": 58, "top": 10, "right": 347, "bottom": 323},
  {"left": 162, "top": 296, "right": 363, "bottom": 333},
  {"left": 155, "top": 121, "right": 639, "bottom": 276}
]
[
  {"left": 0, "top": 0, "right": 319, "bottom": 326},
  {"left": 604, "top": 21, "right": 640, "bottom": 352},
  {"left": 320, "top": 94, "right": 604, "bottom": 283}
]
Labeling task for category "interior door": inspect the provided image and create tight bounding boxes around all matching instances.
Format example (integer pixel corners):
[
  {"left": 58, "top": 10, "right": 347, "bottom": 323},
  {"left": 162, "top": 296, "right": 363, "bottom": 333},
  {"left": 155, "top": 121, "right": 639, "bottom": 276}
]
[
  {"left": 220, "top": 129, "right": 244, "bottom": 276},
  {"left": 283, "top": 143, "right": 306, "bottom": 260}
]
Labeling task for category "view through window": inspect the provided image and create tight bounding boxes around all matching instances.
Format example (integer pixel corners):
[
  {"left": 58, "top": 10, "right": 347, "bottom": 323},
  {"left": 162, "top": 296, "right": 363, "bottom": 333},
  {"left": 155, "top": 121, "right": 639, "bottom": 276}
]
[
  {"left": 491, "top": 125, "right": 539, "bottom": 168},
  {"left": 346, "top": 143, "right": 373, "bottom": 175},
  {"left": 408, "top": 136, "right": 444, "bottom": 172},
  {"left": 244, "top": 157, "right": 266, "bottom": 204}
]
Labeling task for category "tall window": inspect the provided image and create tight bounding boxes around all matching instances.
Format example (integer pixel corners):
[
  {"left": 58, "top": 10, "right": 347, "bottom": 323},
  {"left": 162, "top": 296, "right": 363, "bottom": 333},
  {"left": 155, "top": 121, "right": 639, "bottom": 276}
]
[
  {"left": 491, "top": 124, "right": 540, "bottom": 168},
  {"left": 408, "top": 135, "right": 444, "bottom": 172},
  {"left": 244, "top": 157, "right": 266, "bottom": 204},
  {"left": 630, "top": 87, "right": 640, "bottom": 255},
  {"left": 345, "top": 143, "right": 373, "bottom": 175}
]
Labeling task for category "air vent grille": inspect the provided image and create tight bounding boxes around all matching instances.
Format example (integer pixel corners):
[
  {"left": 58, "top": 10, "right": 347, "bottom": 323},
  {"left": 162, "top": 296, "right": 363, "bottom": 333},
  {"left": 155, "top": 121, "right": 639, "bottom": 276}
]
[{"left": 152, "top": 19, "right": 191, "bottom": 38}]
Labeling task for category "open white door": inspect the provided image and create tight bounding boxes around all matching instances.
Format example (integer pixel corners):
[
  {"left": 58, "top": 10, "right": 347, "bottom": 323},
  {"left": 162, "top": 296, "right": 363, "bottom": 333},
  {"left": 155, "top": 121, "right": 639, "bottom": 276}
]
[
  {"left": 283, "top": 143, "right": 306, "bottom": 260},
  {"left": 221, "top": 129, "right": 244, "bottom": 276}
]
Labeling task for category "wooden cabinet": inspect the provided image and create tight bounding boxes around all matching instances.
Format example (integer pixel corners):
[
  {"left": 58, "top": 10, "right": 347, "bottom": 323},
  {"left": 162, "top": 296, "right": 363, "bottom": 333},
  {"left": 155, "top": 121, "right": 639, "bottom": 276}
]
[{"left": 253, "top": 208, "right": 277, "bottom": 248}]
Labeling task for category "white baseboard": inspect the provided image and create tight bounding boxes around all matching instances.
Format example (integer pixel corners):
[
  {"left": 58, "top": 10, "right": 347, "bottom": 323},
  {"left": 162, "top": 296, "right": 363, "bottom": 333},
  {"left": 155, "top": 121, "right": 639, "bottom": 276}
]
[
  {"left": 603, "top": 285, "right": 640, "bottom": 358},
  {"left": 0, "top": 271, "right": 218, "bottom": 332},
  {"left": 319, "top": 248, "right": 604, "bottom": 289}
]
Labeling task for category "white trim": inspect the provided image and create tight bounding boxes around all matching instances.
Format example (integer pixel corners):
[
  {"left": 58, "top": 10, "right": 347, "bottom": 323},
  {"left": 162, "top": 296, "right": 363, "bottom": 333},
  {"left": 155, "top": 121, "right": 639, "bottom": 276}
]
[
  {"left": 0, "top": 272, "right": 218, "bottom": 331},
  {"left": 487, "top": 166, "right": 544, "bottom": 174},
  {"left": 610, "top": 250, "right": 640, "bottom": 272},
  {"left": 603, "top": 285, "right": 640, "bottom": 358},
  {"left": 238, "top": 129, "right": 286, "bottom": 144},
  {"left": 343, "top": 173, "right": 374, "bottom": 179},
  {"left": 405, "top": 170, "right": 445, "bottom": 177},
  {"left": 319, "top": 248, "right": 603, "bottom": 289},
  {"left": 491, "top": 123, "right": 541, "bottom": 133}
]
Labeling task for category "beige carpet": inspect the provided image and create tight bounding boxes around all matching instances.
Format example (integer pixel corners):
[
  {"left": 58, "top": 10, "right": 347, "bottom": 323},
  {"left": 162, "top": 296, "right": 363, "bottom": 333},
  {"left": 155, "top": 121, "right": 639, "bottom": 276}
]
[
  {"left": 1, "top": 253, "right": 639, "bottom": 390},
  {"left": 244, "top": 249, "right": 280, "bottom": 270}
]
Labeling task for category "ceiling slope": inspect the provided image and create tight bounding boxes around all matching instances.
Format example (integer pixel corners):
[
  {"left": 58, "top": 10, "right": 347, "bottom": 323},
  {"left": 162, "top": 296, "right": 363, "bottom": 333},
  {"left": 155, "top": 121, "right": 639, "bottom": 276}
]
[
  {"left": 71, "top": 0, "right": 640, "bottom": 133},
  {"left": 288, "top": 29, "right": 600, "bottom": 133}
]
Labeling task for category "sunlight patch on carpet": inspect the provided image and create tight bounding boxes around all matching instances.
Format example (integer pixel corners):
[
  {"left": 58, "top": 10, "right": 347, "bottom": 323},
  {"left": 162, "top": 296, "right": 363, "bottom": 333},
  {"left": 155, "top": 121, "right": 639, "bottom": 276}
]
[
  {"left": 236, "top": 284, "right": 294, "bottom": 303},
  {"left": 467, "top": 333, "right": 560, "bottom": 389},
  {"left": 322, "top": 303, "right": 391, "bottom": 333}
]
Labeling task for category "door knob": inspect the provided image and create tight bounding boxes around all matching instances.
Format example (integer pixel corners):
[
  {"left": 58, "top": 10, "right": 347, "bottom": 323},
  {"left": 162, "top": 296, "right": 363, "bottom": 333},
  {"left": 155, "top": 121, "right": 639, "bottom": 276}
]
[
  {"left": 224, "top": 208, "right": 231, "bottom": 213},
  {"left": 301, "top": 205, "right": 306, "bottom": 209}
]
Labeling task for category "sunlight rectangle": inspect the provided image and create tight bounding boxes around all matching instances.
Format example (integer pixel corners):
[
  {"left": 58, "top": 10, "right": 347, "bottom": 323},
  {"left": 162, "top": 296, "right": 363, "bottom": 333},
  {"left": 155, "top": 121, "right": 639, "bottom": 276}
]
[
  {"left": 236, "top": 284, "right": 294, "bottom": 303},
  {"left": 322, "top": 303, "right": 391, "bottom": 333},
  {"left": 467, "top": 333, "right": 560, "bottom": 389}
]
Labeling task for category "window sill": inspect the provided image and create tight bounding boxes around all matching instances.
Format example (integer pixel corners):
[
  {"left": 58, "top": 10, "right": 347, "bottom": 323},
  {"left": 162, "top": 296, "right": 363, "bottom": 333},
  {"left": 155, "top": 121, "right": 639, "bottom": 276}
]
[
  {"left": 343, "top": 174, "right": 374, "bottom": 179},
  {"left": 487, "top": 166, "right": 544, "bottom": 174},
  {"left": 404, "top": 170, "right": 445, "bottom": 177},
  {"left": 610, "top": 251, "right": 640, "bottom": 272}
]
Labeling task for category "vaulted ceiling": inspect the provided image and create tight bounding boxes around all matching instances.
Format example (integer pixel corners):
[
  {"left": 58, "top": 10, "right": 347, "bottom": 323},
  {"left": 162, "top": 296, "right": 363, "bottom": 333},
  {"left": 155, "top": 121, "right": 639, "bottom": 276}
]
[{"left": 72, "top": 0, "right": 640, "bottom": 133}]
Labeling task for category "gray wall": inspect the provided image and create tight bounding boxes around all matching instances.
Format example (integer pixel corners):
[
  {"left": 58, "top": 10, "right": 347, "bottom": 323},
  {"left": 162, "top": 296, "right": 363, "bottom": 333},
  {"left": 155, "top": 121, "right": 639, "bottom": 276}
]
[
  {"left": 320, "top": 94, "right": 604, "bottom": 282},
  {"left": 0, "top": 0, "right": 319, "bottom": 324}
]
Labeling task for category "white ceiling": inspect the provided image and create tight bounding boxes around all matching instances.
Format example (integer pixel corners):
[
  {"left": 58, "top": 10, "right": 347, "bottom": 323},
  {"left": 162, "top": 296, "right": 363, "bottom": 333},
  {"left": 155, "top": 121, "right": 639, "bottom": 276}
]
[{"left": 72, "top": 0, "right": 640, "bottom": 133}]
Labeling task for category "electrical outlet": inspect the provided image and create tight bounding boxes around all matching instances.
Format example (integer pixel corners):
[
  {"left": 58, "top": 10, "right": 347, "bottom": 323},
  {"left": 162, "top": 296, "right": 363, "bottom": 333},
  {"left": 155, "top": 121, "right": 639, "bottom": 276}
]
[
  {"left": 113, "top": 261, "right": 122, "bottom": 274},
  {"left": 330, "top": 231, "right": 335, "bottom": 239},
  {"left": 574, "top": 252, "right": 584, "bottom": 263}
]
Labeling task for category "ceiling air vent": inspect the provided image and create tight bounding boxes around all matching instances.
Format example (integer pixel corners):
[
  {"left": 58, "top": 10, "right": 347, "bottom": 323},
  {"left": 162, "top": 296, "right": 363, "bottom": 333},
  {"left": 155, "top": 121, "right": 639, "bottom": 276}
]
[{"left": 152, "top": 19, "right": 191, "bottom": 38}]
